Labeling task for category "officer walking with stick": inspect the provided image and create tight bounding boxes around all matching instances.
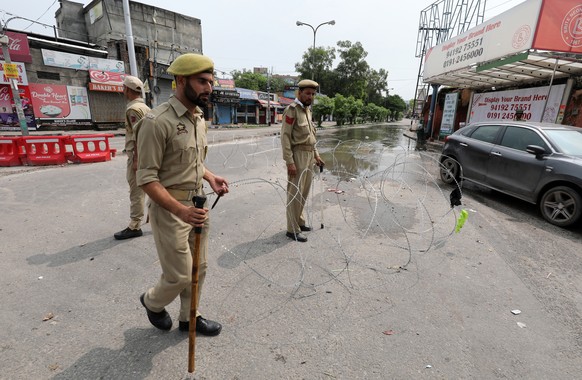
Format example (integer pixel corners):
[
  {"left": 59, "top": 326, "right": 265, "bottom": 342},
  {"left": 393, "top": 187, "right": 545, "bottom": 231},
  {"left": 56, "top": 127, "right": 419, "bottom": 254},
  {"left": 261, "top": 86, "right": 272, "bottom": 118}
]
[{"left": 136, "top": 53, "right": 228, "bottom": 336}]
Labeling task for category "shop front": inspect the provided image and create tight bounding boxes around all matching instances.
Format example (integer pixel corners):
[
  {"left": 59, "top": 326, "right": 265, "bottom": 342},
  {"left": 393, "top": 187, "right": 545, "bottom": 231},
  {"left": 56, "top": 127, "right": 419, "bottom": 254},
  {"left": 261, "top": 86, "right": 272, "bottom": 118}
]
[
  {"left": 236, "top": 88, "right": 258, "bottom": 124},
  {"left": 422, "top": 0, "right": 582, "bottom": 136},
  {"left": 211, "top": 88, "right": 240, "bottom": 125}
]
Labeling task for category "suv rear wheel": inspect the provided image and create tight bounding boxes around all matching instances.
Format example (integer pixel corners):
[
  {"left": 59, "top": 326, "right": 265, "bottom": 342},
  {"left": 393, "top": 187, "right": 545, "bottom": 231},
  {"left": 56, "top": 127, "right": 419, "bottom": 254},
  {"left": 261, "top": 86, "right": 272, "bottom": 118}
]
[
  {"left": 540, "top": 186, "right": 582, "bottom": 227},
  {"left": 440, "top": 157, "right": 461, "bottom": 185}
]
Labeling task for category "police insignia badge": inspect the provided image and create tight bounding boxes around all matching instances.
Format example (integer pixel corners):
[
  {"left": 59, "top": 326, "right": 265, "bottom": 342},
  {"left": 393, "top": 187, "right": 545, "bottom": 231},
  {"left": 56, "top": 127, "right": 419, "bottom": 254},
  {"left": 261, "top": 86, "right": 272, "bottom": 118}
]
[{"left": 176, "top": 124, "right": 188, "bottom": 135}]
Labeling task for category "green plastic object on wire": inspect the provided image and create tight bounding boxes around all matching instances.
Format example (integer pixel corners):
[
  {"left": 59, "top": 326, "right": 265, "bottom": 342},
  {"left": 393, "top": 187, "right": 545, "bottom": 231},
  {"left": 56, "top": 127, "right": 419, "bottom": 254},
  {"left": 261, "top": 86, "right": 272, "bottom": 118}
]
[{"left": 455, "top": 209, "right": 469, "bottom": 233}]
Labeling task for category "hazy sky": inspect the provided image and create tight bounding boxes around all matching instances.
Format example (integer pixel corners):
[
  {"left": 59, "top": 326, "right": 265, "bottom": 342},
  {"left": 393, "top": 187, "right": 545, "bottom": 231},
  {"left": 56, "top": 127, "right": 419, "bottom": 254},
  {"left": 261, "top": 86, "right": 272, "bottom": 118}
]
[{"left": 2, "top": 0, "right": 526, "bottom": 100}]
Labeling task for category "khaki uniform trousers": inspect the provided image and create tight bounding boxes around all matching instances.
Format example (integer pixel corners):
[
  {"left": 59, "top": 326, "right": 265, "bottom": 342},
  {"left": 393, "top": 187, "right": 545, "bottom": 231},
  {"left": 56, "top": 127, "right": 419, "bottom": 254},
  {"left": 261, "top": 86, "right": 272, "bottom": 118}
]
[
  {"left": 126, "top": 153, "right": 145, "bottom": 230},
  {"left": 144, "top": 195, "right": 209, "bottom": 322},
  {"left": 287, "top": 149, "right": 315, "bottom": 233}
]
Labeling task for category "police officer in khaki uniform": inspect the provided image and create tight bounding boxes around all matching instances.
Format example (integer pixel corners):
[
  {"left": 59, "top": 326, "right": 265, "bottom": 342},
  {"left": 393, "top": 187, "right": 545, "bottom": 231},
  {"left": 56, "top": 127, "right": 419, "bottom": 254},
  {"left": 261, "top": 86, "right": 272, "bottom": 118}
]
[
  {"left": 281, "top": 79, "right": 325, "bottom": 243},
  {"left": 114, "top": 75, "right": 151, "bottom": 240},
  {"left": 136, "top": 54, "right": 228, "bottom": 335}
]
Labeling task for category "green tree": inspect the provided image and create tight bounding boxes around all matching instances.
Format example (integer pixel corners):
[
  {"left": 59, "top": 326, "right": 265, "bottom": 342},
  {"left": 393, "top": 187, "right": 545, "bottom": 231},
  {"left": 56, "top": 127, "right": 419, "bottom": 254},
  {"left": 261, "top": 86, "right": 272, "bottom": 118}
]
[
  {"left": 295, "top": 46, "right": 336, "bottom": 93},
  {"left": 232, "top": 70, "right": 266, "bottom": 91},
  {"left": 232, "top": 70, "right": 287, "bottom": 93},
  {"left": 334, "top": 41, "right": 370, "bottom": 100},
  {"left": 312, "top": 95, "right": 334, "bottom": 127},
  {"left": 333, "top": 94, "right": 350, "bottom": 126},
  {"left": 346, "top": 96, "right": 363, "bottom": 124},
  {"left": 366, "top": 68, "right": 389, "bottom": 105},
  {"left": 384, "top": 94, "right": 407, "bottom": 120}
]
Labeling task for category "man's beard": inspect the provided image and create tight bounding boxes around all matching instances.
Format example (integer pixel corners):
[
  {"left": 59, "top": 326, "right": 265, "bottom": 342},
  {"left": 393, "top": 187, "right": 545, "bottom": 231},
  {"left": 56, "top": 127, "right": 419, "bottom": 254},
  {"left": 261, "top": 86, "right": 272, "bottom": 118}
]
[{"left": 185, "top": 81, "right": 209, "bottom": 108}]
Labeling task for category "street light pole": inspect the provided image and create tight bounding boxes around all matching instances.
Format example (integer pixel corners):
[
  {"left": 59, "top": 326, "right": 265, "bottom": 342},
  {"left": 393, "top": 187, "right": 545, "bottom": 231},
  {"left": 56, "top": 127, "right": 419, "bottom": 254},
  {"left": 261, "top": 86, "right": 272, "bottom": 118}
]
[{"left": 296, "top": 20, "right": 335, "bottom": 81}]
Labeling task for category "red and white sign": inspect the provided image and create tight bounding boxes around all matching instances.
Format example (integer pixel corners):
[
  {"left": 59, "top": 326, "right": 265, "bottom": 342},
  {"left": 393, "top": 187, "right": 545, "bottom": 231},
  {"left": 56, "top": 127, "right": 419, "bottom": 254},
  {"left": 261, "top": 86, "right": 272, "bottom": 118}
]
[
  {"left": 88, "top": 83, "right": 123, "bottom": 92},
  {"left": 28, "top": 84, "right": 91, "bottom": 120},
  {"left": 0, "top": 61, "right": 28, "bottom": 85},
  {"left": 424, "top": 0, "right": 542, "bottom": 80},
  {"left": 469, "top": 84, "right": 566, "bottom": 123},
  {"left": 0, "top": 31, "right": 32, "bottom": 63},
  {"left": 89, "top": 69, "right": 125, "bottom": 85},
  {"left": 0, "top": 84, "right": 37, "bottom": 130},
  {"left": 533, "top": 0, "right": 582, "bottom": 54}
]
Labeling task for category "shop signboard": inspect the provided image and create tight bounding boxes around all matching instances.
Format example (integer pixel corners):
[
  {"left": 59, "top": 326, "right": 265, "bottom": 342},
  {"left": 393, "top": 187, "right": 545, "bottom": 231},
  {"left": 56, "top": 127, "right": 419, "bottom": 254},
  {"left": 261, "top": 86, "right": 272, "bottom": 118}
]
[
  {"left": 41, "top": 49, "right": 124, "bottom": 72},
  {"left": 469, "top": 84, "right": 566, "bottom": 123},
  {"left": 0, "top": 61, "right": 28, "bottom": 85},
  {"left": 89, "top": 69, "right": 125, "bottom": 84},
  {"left": 216, "top": 79, "right": 235, "bottom": 88},
  {"left": 88, "top": 57, "right": 124, "bottom": 73},
  {"left": 0, "top": 31, "right": 32, "bottom": 63},
  {"left": 0, "top": 84, "right": 37, "bottom": 131},
  {"left": 533, "top": 0, "right": 582, "bottom": 54},
  {"left": 423, "top": 0, "right": 542, "bottom": 80},
  {"left": 41, "top": 49, "right": 90, "bottom": 70},
  {"left": 28, "top": 83, "right": 92, "bottom": 124},
  {"left": 440, "top": 93, "right": 458, "bottom": 136}
]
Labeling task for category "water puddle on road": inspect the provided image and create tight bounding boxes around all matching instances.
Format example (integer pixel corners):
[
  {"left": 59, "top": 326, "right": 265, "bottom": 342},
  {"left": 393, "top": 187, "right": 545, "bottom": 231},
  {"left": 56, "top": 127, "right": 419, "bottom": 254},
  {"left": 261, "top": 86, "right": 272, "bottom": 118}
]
[{"left": 316, "top": 123, "right": 412, "bottom": 180}]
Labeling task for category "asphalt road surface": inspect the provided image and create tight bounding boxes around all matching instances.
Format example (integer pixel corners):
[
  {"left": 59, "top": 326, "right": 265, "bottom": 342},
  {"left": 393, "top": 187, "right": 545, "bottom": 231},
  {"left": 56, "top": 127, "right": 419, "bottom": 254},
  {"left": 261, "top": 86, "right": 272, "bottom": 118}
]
[{"left": 1, "top": 127, "right": 581, "bottom": 379}]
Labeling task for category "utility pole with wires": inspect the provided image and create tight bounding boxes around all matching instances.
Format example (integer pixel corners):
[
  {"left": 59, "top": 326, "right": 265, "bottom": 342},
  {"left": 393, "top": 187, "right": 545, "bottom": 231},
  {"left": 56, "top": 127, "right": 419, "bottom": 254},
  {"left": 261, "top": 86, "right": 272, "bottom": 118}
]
[{"left": 1, "top": 17, "right": 30, "bottom": 135}]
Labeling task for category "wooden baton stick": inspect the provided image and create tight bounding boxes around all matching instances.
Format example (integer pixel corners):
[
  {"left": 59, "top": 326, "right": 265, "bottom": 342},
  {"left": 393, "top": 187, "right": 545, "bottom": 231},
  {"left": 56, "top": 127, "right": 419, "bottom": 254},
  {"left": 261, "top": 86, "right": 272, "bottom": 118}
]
[{"left": 188, "top": 195, "right": 206, "bottom": 374}]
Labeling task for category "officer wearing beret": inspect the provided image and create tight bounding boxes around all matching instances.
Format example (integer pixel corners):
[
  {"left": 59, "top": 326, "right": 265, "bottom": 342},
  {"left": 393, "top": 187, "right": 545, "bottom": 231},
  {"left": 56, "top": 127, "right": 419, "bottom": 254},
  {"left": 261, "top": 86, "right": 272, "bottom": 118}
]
[
  {"left": 281, "top": 79, "right": 325, "bottom": 242},
  {"left": 136, "top": 53, "right": 229, "bottom": 335},
  {"left": 114, "top": 75, "right": 151, "bottom": 240}
]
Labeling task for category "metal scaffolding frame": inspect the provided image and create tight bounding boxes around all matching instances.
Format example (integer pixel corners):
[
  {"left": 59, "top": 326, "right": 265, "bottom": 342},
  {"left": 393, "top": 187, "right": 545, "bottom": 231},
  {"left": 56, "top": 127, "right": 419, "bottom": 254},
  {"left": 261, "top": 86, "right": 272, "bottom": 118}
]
[{"left": 412, "top": 0, "right": 487, "bottom": 118}]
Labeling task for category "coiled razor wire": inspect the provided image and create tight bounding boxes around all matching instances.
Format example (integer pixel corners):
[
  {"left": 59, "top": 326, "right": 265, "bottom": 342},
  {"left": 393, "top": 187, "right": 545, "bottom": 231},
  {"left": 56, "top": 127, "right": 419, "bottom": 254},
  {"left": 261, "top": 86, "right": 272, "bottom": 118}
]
[{"left": 204, "top": 131, "right": 465, "bottom": 345}]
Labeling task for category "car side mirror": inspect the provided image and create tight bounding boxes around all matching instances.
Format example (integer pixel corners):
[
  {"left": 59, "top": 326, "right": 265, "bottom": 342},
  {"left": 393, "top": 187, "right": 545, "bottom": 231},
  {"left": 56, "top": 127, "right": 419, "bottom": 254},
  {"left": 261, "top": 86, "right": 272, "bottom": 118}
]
[{"left": 526, "top": 145, "right": 547, "bottom": 158}]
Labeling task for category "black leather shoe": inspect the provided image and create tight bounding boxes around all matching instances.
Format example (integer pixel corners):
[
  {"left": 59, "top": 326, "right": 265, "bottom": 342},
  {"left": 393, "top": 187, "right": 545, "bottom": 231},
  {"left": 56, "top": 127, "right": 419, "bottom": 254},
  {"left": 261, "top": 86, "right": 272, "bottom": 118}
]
[
  {"left": 286, "top": 232, "right": 308, "bottom": 242},
  {"left": 299, "top": 225, "right": 312, "bottom": 232},
  {"left": 140, "top": 294, "right": 172, "bottom": 331},
  {"left": 114, "top": 227, "right": 143, "bottom": 240},
  {"left": 179, "top": 317, "right": 222, "bottom": 336}
]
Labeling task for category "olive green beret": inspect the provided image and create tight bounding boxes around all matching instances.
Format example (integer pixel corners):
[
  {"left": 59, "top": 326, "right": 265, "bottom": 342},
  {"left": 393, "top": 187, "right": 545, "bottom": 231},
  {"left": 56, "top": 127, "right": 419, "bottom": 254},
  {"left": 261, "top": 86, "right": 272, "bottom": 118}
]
[
  {"left": 298, "top": 79, "right": 319, "bottom": 89},
  {"left": 167, "top": 53, "right": 214, "bottom": 76}
]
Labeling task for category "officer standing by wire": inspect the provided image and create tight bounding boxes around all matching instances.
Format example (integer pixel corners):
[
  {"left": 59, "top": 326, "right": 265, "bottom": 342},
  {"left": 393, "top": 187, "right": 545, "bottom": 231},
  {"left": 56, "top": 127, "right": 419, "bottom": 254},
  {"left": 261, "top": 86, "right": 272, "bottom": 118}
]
[
  {"left": 114, "top": 76, "right": 151, "bottom": 240},
  {"left": 281, "top": 79, "right": 325, "bottom": 243},
  {"left": 136, "top": 53, "right": 228, "bottom": 335}
]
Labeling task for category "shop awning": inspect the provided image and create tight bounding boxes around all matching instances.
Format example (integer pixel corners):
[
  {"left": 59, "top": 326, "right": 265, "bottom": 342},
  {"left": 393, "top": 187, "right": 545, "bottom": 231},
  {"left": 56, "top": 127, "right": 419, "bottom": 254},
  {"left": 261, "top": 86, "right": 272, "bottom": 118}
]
[
  {"left": 257, "top": 99, "right": 281, "bottom": 107},
  {"left": 425, "top": 51, "right": 582, "bottom": 89}
]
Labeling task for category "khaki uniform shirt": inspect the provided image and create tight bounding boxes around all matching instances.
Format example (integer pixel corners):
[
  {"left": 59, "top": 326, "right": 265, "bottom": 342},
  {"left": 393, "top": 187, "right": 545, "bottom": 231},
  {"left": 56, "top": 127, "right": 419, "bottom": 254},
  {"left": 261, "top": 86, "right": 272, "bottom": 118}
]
[
  {"left": 136, "top": 96, "right": 207, "bottom": 190},
  {"left": 124, "top": 98, "right": 151, "bottom": 152},
  {"left": 281, "top": 100, "right": 319, "bottom": 165}
]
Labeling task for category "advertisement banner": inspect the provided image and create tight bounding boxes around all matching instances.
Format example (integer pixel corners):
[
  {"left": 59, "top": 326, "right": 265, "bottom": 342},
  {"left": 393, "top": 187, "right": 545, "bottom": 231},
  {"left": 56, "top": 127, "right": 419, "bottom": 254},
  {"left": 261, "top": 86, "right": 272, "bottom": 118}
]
[
  {"left": 0, "top": 61, "right": 28, "bottom": 85},
  {"left": 28, "top": 83, "right": 91, "bottom": 121},
  {"left": 469, "top": 84, "right": 566, "bottom": 123},
  {"left": 41, "top": 49, "right": 90, "bottom": 70},
  {"left": 0, "top": 31, "right": 32, "bottom": 63},
  {"left": 88, "top": 57, "right": 125, "bottom": 73},
  {"left": 88, "top": 69, "right": 125, "bottom": 85},
  {"left": 533, "top": 0, "right": 582, "bottom": 54},
  {"left": 440, "top": 93, "right": 458, "bottom": 136},
  {"left": 423, "top": 0, "right": 542, "bottom": 80},
  {"left": 0, "top": 84, "right": 37, "bottom": 131}
]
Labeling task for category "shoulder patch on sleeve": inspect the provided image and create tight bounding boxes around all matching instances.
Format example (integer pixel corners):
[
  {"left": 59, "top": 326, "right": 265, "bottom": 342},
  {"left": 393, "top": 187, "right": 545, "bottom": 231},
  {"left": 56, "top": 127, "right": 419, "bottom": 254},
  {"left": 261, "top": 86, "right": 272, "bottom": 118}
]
[{"left": 285, "top": 115, "right": 295, "bottom": 125}]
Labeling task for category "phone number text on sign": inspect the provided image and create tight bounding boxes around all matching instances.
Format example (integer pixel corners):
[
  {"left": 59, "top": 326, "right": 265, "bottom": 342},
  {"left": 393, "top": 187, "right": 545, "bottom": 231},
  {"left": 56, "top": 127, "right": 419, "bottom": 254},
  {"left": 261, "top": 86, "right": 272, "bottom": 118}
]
[{"left": 486, "top": 111, "right": 531, "bottom": 120}]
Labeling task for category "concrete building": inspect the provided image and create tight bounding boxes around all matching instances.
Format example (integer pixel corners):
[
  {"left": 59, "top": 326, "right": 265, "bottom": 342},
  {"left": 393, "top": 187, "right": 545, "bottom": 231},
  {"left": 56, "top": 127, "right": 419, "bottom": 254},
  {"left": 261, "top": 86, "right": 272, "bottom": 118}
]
[{"left": 56, "top": 0, "right": 204, "bottom": 117}]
